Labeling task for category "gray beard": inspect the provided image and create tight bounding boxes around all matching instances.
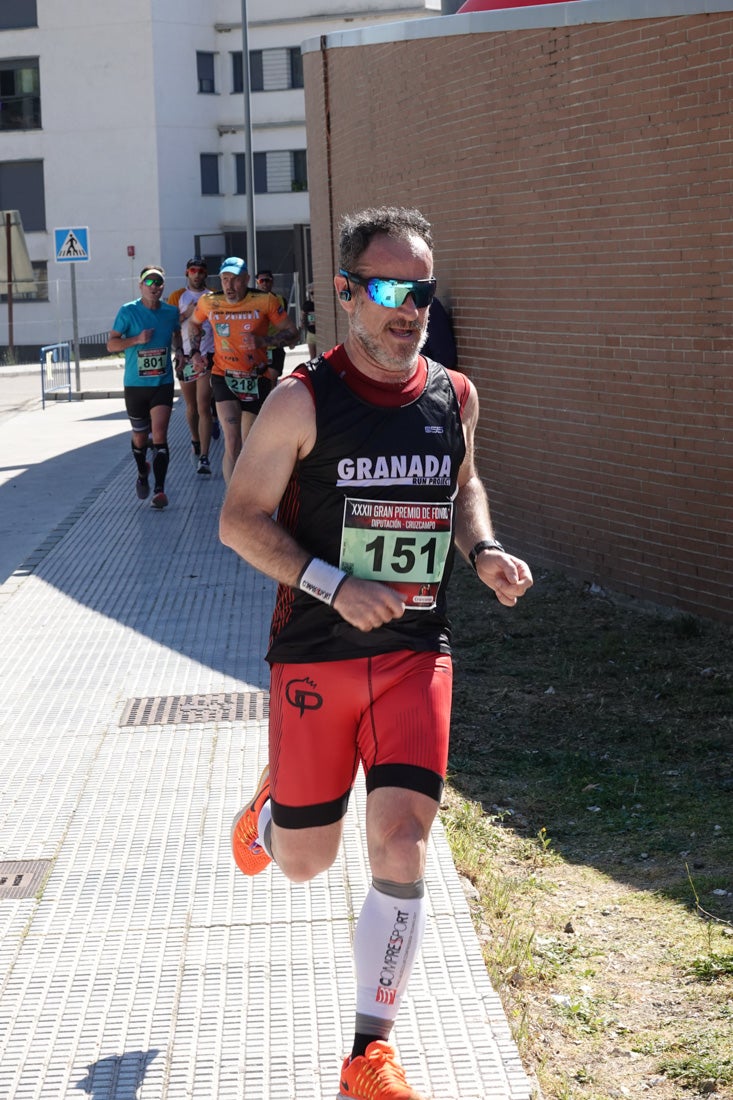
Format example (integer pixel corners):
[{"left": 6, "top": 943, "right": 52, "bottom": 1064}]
[{"left": 349, "top": 307, "right": 427, "bottom": 374}]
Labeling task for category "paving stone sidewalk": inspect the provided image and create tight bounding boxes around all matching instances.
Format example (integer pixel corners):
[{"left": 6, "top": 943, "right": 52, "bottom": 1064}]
[{"left": 0, "top": 398, "right": 532, "bottom": 1100}]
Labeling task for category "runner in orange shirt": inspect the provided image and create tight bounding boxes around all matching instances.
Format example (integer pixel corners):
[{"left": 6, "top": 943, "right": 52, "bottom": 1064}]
[{"left": 189, "top": 257, "right": 299, "bottom": 484}]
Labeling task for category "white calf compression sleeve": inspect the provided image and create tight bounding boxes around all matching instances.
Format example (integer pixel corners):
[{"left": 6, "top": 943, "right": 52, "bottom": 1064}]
[{"left": 353, "top": 878, "right": 426, "bottom": 1031}]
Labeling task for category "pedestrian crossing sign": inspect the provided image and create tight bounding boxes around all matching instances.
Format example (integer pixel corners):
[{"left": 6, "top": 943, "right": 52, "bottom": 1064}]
[{"left": 54, "top": 227, "right": 90, "bottom": 263}]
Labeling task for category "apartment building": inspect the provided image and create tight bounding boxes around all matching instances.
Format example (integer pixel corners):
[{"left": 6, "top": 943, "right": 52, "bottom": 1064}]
[{"left": 0, "top": 0, "right": 440, "bottom": 353}]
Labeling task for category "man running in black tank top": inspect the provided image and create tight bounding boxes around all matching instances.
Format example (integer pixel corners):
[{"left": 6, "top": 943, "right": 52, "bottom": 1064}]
[{"left": 220, "top": 206, "right": 533, "bottom": 1100}]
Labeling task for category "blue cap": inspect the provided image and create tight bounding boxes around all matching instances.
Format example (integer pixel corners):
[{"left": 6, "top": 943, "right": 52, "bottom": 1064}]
[{"left": 219, "top": 256, "right": 247, "bottom": 276}]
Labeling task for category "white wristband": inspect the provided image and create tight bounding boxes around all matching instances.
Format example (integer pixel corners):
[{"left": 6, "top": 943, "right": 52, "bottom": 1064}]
[{"left": 298, "top": 557, "right": 347, "bottom": 606}]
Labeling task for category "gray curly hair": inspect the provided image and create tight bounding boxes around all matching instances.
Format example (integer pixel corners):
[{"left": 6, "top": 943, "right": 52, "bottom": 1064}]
[{"left": 338, "top": 207, "right": 433, "bottom": 271}]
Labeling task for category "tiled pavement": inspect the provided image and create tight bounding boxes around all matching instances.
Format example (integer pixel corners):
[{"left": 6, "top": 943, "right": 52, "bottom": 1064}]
[{"left": 0, "top": 387, "right": 532, "bottom": 1099}]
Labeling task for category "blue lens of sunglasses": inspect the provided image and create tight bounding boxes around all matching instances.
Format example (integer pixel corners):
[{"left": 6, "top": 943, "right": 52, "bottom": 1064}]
[{"left": 340, "top": 269, "right": 436, "bottom": 309}]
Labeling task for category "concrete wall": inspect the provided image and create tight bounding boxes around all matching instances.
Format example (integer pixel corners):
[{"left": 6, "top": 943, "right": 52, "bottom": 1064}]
[{"left": 302, "top": 0, "right": 733, "bottom": 622}]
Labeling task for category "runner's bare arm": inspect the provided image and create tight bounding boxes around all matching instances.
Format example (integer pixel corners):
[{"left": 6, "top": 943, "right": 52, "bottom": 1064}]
[
  {"left": 106, "top": 328, "right": 154, "bottom": 353},
  {"left": 188, "top": 317, "right": 203, "bottom": 354},
  {"left": 272, "top": 311, "right": 301, "bottom": 348},
  {"left": 453, "top": 381, "right": 533, "bottom": 607},
  {"left": 219, "top": 377, "right": 314, "bottom": 585},
  {"left": 219, "top": 377, "right": 405, "bottom": 631},
  {"left": 250, "top": 312, "right": 300, "bottom": 351}
]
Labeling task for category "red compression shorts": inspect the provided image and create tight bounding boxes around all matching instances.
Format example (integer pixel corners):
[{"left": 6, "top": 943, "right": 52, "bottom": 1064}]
[{"left": 268, "top": 649, "right": 452, "bottom": 830}]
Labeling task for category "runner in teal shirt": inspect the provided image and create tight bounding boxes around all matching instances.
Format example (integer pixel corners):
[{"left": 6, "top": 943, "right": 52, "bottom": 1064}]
[
  {"left": 112, "top": 294, "right": 180, "bottom": 386},
  {"left": 107, "top": 265, "right": 183, "bottom": 509}
]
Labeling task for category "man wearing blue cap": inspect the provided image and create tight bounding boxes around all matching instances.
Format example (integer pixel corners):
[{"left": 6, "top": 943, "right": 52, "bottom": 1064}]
[{"left": 189, "top": 257, "right": 299, "bottom": 484}]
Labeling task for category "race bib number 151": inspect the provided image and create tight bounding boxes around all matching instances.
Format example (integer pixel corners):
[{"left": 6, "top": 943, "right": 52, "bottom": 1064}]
[{"left": 339, "top": 497, "right": 453, "bottom": 610}]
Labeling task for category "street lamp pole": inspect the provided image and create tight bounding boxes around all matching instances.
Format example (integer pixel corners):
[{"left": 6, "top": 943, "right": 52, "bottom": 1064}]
[{"left": 241, "top": 0, "right": 257, "bottom": 276}]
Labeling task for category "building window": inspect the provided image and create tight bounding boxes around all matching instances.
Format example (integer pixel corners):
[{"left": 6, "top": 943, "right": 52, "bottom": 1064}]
[
  {"left": 289, "top": 48, "right": 304, "bottom": 90},
  {"left": 234, "top": 153, "right": 246, "bottom": 194},
  {"left": 31, "top": 259, "right": 47, "bottom": 300},
  {"left": 238, "top": 48, "right": 302, "bottom": 93},
  {"left": 252, "top": 153, "right": 266, "bottom": 194},
  {"left": 1, "top": 259, "right": 47, "bottom": 303},
  {"left": 291, "top": 150, "right": 308, "bottom": 192},
  {"left": 197, "top": 52, "right": 216, "bottom": 94},
  {"left": 249, "top": 51, "right": 263, "bottom": 93},
  {"left": 0, "top": 159, "right": 46, "bottom": 231},
  {"left": 0, "top": 0, "right": 37, "bottom": 30},
  {"left": 253, "top": 151, "right": 308, "bottom": 195},
  {"left": 231, "top": 52, "right": 243, "bottom": 94},
  {"left": 0, "top": 58, "right": 41, "bottom": 131},
  {"left": 200, "top": 154, "right": 220, "bottom": 195}
]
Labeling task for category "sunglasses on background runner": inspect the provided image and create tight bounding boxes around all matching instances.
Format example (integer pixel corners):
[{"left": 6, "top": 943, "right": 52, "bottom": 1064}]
[
  {"left": 143, "top": 276, "right": 164, "bottom": 287},
  {"left": 187, "top": 266, "right": 206, "bottom": 274},
  {"left": 338, "top": 269, "right": 437, "bottom": 309}
]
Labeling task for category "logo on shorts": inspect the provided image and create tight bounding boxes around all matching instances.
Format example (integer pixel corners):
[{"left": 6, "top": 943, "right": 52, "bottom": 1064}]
[{"left": 285, "top": 677, "right": 323, "bottom": 718}]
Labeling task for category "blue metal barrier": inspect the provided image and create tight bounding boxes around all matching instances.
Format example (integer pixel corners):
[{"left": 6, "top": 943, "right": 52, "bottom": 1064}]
[{"left": 40, "top": 342, "right": 72, "bottom": 408}]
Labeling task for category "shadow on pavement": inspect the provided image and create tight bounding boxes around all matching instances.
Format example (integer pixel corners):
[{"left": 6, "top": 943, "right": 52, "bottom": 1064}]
[
  {"left": 0, "top": 407, "right": 131, "bottom": 586},
  {"left": 75, "top": 1050, "right": 159, "bottom": 1098},
  {"left": 4, "top": 398, "right": 272, "bottom": 691}
]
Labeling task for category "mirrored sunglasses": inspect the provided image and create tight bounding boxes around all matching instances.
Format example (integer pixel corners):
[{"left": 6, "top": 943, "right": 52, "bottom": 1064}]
[
  {"left": 339, "top": 269, "right": 436, "bottom": 309},
  {"left": 187, "top": 266, "right": 206, "bottom": 274},
  {"left": 143, "top": 276, "right": 164, "bottom": 287}
]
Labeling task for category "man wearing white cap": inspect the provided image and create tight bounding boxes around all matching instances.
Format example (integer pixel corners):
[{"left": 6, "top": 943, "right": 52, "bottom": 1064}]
[
  {"left": 107, "top": 265, "right": 183, "bottom": 510},
  {"left": 189, "top": 257, "right": 299, "bottom": 484}
]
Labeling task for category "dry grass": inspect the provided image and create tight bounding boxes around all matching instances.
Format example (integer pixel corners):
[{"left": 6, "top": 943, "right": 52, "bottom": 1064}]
[{"left": 442, "top": 564, "right": 733, "bottom": 1100}]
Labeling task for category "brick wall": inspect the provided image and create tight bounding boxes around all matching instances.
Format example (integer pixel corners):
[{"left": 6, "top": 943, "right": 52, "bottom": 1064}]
[{"left": 303, "top": 11, "right": 733, "bottom": 622}]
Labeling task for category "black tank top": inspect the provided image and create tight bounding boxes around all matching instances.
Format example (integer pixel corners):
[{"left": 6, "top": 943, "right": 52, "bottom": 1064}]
[{"left": 266, "top": 349, "right": 467, "bottom": 664}]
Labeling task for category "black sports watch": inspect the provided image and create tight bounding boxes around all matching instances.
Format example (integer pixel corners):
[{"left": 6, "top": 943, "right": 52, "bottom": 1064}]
[{"left": 469, "top": 539, "right": 505, "bottom": 571}]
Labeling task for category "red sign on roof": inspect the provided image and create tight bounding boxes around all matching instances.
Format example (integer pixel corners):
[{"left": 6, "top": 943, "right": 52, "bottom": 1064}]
[{"left": 458, "top": 0, "right": 583, "bottom": 11}]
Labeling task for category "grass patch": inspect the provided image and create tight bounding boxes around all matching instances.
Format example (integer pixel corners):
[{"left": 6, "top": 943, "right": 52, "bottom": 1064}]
[
  {"left": 657, "top": 1036, "right": 733, "bottom": 1093},
  {"left": 442, "top": 564, "right": 733, "bottom": 1100},
  {"left": 687, "top": 953, "right": 733, "bottom": 982}
]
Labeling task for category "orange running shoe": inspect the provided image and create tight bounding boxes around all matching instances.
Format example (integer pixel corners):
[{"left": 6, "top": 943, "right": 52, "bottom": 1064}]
[
  {"left": 338, "top": 1041, "right": 427, "bottom": 1099},
  {"left": 231, "top": 765, "right": 272, "bottom": 876}
]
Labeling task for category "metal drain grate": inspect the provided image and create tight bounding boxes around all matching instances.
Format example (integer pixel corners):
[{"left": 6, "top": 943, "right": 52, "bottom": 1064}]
[
  {"left": 0, "top": 860, "right": 53, "bottom": 900},
  {"left": 119, "top": 691, "right": 269, "bottom": 727}
]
